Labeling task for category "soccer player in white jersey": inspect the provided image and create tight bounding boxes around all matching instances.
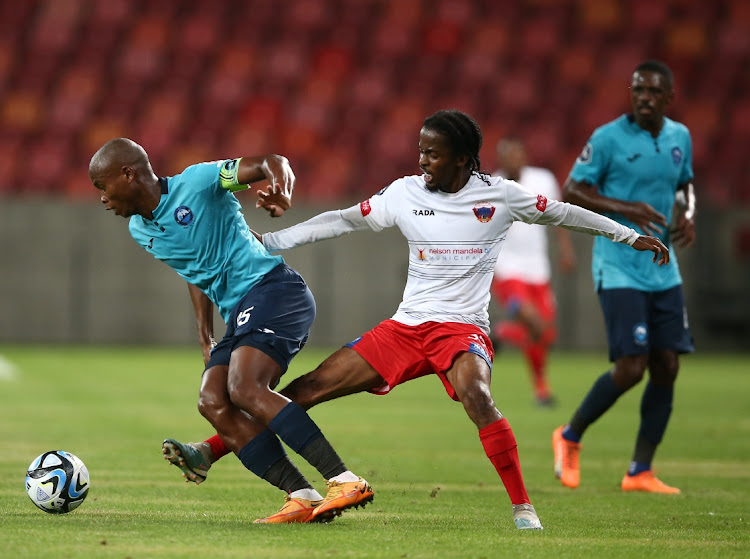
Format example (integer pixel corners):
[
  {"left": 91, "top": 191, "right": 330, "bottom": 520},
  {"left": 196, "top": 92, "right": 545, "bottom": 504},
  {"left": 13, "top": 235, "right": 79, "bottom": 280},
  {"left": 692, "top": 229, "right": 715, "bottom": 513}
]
[
  {"left": 490, "top": 138, "right": 576, "bottom": 407},
  {"left": 165, "top": 110, "right": 670, "bottom": 531}
]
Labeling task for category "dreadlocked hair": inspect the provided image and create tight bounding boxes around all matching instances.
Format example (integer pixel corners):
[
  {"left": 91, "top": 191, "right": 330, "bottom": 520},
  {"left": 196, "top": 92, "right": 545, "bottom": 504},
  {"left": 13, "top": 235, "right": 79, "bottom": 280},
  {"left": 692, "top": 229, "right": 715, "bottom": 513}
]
[{"left": 422, "top": 109, "right": 491, "bottom": 185}]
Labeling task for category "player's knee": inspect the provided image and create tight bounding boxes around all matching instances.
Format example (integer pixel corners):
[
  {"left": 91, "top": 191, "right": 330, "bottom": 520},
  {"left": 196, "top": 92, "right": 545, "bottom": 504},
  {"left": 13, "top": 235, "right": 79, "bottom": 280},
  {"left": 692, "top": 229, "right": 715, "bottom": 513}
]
[
  {"left": 197, "top": 391, "right": 228, "bottom": 423},
  {"left": 614, "top": 361, "right": 647, "bottom": 388},
  {"left": 281, "top": 377, "right": 316, "bottom": 409},
  {"left": 651, "top": 361, "right": 679, "bottom": 385},
  {"left": 226, "top": 380, "right": 265, "bottom": 415},
  {"left": 457, "top": 383, "right": 496, "bottom": 420}
]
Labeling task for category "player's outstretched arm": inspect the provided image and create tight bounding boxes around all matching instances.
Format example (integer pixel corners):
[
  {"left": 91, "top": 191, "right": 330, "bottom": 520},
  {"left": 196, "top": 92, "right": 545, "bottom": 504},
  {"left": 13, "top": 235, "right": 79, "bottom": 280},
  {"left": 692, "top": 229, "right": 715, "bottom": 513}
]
[
  {"left": 262, "top": 204, "right": 371, "bottom": 251},
  {"left": 631, "top": 235, "right": 670, "bottom": 266}
]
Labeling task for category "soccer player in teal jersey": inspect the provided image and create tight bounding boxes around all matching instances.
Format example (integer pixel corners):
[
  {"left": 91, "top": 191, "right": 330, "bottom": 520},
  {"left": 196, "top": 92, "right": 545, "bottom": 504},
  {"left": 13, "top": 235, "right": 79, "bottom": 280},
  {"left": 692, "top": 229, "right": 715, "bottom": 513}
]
[
  {"left": 89, "top": 138, "right": 373, "bottom": 523},
  {"left": 553, "top": 60, "right": 696, "bottom": 494}
]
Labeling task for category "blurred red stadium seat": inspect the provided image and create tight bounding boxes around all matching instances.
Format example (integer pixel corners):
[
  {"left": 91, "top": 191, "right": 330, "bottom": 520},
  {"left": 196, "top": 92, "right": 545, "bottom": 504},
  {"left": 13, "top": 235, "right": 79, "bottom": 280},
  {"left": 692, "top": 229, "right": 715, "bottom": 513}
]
[
  {"left": 0, "top": 136, "right": 22, "bottom": 193},
  {"left": 716, "top": 21, "right": 750, "bottom": 58},
  {"left": 423, "top": 21, "right": 463, "bottom": 56},
  {"left": 497, "top": 70, "right": 541, "bottom": 116},
  {"left": 24, "top": 134, "right": 72, "bottom": 192},
  {"left": 578, "top": 0, "right": 622, "bottom": 32},
  {"left": 557, "top": 47, "right": 597, "bottom": 86},
  {"left": 437, "top": 0, "right": 476, "bottom": 25},
  {"left": 630, "top": 0, "right": 669, "bottom": 30},
  {"left": 1, "top": 91, "right": 43, "bottom": 134},
  {"left": 470, "top": 21, "right": 510, "bottom": 58},
  {"left": 82, "top": 117, "right": 129, "bottom": 157},
  {"left": 520, "top": 17, "right": 561, "bottom": 61},
  {"left": 728, "top": 103, "right": 750, "bottom": 139},
  {"left": 384, "top": 0, "right": 422, "bottom": 26},
  {"left": 664, "top": 21, "right": 708, "bottom": 59}
]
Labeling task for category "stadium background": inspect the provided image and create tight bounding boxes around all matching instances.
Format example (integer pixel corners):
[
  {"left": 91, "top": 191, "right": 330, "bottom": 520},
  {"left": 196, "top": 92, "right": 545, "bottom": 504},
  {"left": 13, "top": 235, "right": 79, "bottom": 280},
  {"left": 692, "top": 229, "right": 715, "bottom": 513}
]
[{"left": 0, "top": 0, "right": 748, "bottom": 351}]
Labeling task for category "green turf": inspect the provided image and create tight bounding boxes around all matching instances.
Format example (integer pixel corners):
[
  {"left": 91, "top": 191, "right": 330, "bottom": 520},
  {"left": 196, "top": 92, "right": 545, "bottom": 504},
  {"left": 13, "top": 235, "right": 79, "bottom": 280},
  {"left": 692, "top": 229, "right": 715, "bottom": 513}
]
[{"left": 0, "top": 346, "right": 747, "bottom": 558}]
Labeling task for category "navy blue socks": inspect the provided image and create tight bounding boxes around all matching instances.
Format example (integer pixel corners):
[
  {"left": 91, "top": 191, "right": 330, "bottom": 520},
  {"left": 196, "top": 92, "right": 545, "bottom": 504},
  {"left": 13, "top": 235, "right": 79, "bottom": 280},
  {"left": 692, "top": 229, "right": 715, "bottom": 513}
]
[
  {"left": 268, "top": 402, "right": 322, "bottom": 453},
  {"left": 566, "top": 371, "right": 625, "bottom": 440},
  {"left": 629, "top": 381, "right": 674, "bottom": 471},
  {"left": 269, "top": 402, "right": 346, "bottom": 480},
  {"left": 237, "top": 430, "right": 311, "bottom": 493}
]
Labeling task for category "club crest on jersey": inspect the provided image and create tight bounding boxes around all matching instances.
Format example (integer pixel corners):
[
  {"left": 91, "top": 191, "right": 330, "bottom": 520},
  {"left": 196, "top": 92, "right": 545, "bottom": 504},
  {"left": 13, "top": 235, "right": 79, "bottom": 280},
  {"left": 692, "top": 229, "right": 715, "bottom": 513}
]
[
  {"left": 174, "top": 205, "right": 194, "bottom": 226},
  {"left": 671, "top": 147, "right": 683, "bottom": 165},
  {"left": 473, "top": 202, "right": 495, "bottom": 223},
  {"left": 577, "top": 143, "right": 593, "bottom": 164},
  {"left": 536, "top": 194, "right": 548, "bottom": 212},
  {"left": 360, "top": 199, "right": 372, "bottom": 216}
]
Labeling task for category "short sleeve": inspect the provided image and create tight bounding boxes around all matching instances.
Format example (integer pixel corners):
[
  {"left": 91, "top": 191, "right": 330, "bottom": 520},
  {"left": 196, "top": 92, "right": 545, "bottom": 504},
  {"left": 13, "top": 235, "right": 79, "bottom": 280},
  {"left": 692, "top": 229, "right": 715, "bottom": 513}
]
[
  {"left": 504, "top": 179, "right": 553, "bottom": 225},
  {"left": 569, "top": 128, "right": 610, "bottom": 187},
  {"left": 177, "top": 161, "right": 226, "bottom": 193},
  {"left": 358, "top": 179, "right": 403, "bottom": 231}
]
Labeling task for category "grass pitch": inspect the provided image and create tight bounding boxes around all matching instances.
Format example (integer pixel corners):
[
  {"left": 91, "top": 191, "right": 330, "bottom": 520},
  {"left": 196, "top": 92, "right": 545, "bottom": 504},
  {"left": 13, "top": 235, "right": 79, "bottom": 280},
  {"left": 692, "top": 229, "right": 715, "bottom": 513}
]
[{"left": 0, "top": 346, "right": 747, "bottom": 558}]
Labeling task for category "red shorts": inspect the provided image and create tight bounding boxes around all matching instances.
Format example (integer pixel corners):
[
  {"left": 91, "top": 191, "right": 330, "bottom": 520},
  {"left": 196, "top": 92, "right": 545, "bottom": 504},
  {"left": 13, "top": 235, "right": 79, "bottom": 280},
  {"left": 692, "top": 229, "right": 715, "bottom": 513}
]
[
  {"left": 346, "top": 320, "right": 494, "bottom": 401},
  {"left": 491, "top": 279, "right": 557, "bottom": 323}
]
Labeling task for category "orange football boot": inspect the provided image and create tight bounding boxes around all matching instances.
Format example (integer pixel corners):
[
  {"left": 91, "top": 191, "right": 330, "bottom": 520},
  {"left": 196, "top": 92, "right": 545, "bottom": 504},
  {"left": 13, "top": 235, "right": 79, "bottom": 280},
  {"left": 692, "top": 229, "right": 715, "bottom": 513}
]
[
  {"left": 621, "top": 471, "right": 681, "bottom": 494},
  {"left": 552, "top": 425, "right": 581, "bottom": 488},
  {"left": 253, "top": 496, "right": 324, "bottom": 524},
  {"left": 311, "top": 477, "right": 374, "bottom": 522}
]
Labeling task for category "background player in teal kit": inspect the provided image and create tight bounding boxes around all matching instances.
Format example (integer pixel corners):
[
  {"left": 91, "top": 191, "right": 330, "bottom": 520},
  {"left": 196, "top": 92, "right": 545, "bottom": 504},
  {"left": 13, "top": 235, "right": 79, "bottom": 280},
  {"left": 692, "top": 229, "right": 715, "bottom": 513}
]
[
  {"left": 552, "top": 60, "right": 696, "bottom": 493},
  {"left": 89, "top": 138, "right": 373, "bottom": 523}
]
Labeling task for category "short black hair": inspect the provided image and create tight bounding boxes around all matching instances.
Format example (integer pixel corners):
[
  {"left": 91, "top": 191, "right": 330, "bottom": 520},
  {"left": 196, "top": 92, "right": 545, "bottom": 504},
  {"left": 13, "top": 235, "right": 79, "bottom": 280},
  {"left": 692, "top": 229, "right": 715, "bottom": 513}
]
[
  {"left": 634, "top": 60, "right": 674, "bottom": 90},
  {"left": 423, "top": 109, "right": 483, "bottom": 174}
]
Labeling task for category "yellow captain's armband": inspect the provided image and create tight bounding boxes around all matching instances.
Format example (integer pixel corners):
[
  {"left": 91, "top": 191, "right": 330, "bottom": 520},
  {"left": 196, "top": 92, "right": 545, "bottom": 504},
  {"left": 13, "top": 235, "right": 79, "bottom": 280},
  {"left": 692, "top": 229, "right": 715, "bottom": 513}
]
[{"left": 219, "top": 158, "right": 249, "bottom": 192}]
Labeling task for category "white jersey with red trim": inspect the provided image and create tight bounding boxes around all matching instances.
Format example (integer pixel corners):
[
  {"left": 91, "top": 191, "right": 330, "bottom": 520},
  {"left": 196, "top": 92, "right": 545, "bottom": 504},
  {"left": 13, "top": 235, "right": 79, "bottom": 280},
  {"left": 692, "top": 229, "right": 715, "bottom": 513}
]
[
  {"left": 493, "top": 166, "right": 561, "bottom": 284},
  {"left": 263, "top": 173, "right": 638, "bottom": 334}
]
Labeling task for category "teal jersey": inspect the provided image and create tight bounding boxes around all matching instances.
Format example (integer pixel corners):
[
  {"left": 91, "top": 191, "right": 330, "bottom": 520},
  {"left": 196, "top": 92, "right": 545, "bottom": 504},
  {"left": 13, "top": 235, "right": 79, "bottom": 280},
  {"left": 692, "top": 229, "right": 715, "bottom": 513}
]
[
  {"left": 128, "top": 160, "right": 284, "bottom": 322},
  {"left": 569, "top": 114, "right": 693, "bottom": 291}
]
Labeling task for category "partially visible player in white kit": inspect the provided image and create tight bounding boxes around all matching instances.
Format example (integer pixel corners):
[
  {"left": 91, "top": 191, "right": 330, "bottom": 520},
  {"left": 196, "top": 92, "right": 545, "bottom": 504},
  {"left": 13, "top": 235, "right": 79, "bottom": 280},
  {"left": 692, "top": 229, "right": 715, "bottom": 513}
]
[
  {"left": 165, "top": 110, "right": 670, "bottom": 531},
  {"left": 491, "top": 138, "right": 576, "bottom": 407}
]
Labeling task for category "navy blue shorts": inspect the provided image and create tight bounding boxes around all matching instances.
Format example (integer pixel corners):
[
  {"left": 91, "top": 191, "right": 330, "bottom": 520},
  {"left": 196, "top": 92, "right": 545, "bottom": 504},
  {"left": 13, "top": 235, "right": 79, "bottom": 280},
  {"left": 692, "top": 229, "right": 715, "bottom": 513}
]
[
  {"left": 598, "top": 285, "right": 694, "bottom": 362},
  {"left": 206, "top": 264, "right": 316, "bottom": 376}
]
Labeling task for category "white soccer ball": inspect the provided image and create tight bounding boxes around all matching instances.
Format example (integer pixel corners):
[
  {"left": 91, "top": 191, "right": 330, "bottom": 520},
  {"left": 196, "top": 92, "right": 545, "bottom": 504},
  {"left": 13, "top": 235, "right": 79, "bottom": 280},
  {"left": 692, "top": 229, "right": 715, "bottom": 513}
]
[{"left": 25, "top": 450, "right": 90, "bottom": 514}]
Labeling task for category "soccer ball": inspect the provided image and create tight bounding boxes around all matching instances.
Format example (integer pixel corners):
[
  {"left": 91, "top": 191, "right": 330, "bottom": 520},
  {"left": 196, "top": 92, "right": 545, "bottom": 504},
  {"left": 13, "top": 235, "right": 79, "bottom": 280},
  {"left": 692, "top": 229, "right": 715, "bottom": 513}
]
[{"left": 25, "top": 450, "right": 90, "bottom": 514}]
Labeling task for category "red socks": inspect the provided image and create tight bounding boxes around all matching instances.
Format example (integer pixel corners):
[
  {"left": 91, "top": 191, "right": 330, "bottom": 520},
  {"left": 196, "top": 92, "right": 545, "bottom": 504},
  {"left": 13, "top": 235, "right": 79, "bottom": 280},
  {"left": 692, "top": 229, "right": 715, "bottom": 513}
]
[
  {"left": 497, "top": 321, "right": 528, "bottom": 347},
  {"left": 479, "top": 418, "right": 530, "bottom": 505},
  {"left": 206, "top": 434, "right": 230, "bottom": 459},
  {"left": 526, "top": 344, "right": 550, "bottom": 399}
]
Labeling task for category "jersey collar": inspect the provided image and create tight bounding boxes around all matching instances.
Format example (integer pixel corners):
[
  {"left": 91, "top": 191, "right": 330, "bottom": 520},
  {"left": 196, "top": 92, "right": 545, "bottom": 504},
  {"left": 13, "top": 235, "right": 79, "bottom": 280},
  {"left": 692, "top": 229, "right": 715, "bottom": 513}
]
[{"left": 626, "top": 113, "right": 665, "bottom": 136}]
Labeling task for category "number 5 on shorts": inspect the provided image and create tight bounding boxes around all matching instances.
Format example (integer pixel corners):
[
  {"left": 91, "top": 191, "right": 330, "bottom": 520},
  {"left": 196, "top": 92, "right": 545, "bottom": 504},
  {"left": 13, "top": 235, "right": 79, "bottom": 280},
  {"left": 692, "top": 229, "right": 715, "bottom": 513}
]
[{"left": 237, "top": 306, "right": 254, "bottom": 326}]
